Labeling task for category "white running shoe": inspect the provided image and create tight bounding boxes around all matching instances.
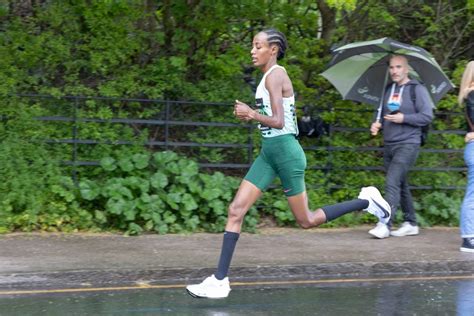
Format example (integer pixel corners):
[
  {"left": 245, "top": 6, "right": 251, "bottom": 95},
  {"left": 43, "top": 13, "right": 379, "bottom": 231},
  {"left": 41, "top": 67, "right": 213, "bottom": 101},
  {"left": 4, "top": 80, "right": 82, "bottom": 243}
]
[
  {"left": 358, "top": 186, "right": 391, "bottom": 224},
  {"left": 368, "top": 222, "right": 390, "bottom": 239},
  {"left": 186, "top": 275, "right": 231, "bottom": 299},
  {"left": 390, "top": 222, "right": 419, "bottom": 237}
]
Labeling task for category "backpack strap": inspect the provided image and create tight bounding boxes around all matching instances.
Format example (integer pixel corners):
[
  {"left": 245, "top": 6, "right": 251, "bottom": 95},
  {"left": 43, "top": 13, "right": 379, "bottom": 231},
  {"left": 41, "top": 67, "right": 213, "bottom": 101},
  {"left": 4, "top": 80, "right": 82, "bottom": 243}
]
[
  {"left": 410, "top": 83, "right": 417, "bottom": 106},
  {"left": 409, "top": 83, "right": 430, "bottom": 146}
]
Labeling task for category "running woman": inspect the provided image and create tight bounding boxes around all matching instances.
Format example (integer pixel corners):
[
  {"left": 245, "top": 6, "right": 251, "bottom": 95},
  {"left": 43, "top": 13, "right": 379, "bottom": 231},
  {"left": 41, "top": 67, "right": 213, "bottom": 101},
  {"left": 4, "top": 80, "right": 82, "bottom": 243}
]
[{"left": 186, "top": 28, "right": 391, "bottom": 299}]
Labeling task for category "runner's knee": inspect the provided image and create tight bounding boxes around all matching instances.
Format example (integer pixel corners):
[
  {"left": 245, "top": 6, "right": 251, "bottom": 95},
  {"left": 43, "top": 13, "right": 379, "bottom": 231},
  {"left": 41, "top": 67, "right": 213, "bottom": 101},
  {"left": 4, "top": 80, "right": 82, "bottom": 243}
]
[{"left": 227, "top": 201, "right": 246, "bottom": 225}]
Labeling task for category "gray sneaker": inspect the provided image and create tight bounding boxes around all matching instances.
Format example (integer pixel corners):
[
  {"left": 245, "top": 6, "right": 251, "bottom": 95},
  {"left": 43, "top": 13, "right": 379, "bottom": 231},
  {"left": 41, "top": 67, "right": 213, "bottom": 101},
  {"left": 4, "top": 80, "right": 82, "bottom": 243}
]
[{"left": 390, "top": 222, "right": 419, "bottom": 237}]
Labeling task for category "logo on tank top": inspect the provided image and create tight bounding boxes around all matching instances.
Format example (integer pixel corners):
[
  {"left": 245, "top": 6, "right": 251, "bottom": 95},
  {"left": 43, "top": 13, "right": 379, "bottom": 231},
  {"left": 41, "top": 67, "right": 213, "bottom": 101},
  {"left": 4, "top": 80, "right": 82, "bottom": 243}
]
[
  {"left": 256, "top": 97, "right": 271, "bottom": 136},
  {"left": 291, "top": 104, "right": 296, "bottom": 125}
]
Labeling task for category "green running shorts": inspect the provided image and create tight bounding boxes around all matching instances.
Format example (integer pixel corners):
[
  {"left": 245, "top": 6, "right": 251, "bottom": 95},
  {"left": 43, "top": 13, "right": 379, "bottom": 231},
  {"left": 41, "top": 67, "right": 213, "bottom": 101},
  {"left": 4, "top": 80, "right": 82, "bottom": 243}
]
[{"left": 244, "top": 134, "right": 306, "bottom": 196}]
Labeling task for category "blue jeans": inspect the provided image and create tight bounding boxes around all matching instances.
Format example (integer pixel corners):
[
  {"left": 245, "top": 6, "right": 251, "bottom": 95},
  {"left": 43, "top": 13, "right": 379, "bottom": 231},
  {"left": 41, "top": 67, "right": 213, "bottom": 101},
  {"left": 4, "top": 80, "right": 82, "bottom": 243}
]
[
  {"left": 460, "top": 141, "right": 474, "bottom": 237},
  {"left": 383, "top": 143, "right": 420, "bottom": 227},
  {"left": 457, "top": 280, "right": 474, "bottom": 315}
]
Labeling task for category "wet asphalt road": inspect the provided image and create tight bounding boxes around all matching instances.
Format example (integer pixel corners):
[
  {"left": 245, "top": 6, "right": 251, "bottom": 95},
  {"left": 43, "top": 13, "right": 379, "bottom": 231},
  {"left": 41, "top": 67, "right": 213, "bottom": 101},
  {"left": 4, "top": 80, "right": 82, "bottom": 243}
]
[
  {"left": 1, "top": 227, "right": 474, "bottom": 315},
  {"left": 1, "top": 277, "right": 474, "bottom": 315}
]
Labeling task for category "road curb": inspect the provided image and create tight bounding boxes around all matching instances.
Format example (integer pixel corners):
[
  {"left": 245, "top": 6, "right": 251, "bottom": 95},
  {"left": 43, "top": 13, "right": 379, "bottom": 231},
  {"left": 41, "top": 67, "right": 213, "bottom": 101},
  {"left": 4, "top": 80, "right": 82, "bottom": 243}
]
[{"left": 2, "top": 259, "right": 474, "bottom": 292}]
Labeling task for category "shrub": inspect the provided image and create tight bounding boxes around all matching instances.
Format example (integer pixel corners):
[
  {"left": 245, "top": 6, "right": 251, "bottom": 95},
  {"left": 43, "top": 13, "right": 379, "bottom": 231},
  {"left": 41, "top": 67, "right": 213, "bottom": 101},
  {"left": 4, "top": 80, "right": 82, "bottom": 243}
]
[{"left": 79, "top": 150, "right": 259, "bottom": 235}]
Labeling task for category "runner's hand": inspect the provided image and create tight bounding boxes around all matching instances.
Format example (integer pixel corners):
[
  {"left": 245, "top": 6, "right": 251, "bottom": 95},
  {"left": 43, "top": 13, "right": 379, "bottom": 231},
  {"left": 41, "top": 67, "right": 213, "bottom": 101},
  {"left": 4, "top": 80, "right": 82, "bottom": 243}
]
[{"left": 234, "top": 100, "right": 255, "bottom": 121}]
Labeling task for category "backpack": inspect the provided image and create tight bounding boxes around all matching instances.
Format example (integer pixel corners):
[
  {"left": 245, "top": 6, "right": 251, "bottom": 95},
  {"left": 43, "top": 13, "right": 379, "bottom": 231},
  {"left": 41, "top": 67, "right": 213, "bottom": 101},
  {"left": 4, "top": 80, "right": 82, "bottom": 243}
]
[
  {"left": 409, "top": 84, "right": 431, "bottom": 146},
  {"left": 297, "top": 106, "right": 329, "bottom": 139},
  {"left": 297, "top": 116, "right": 328, "bottom": 139}
]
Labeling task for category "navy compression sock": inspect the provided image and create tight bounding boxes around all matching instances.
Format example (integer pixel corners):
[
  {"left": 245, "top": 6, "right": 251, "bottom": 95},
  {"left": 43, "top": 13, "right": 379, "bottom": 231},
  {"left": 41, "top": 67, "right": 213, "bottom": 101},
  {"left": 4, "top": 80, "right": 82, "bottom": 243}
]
[
  {"left": 215, "top": 231, "right": 240, "bottom": 280},
  {"left": 321, "top": 199, "right": 369, "bottom": 222}
]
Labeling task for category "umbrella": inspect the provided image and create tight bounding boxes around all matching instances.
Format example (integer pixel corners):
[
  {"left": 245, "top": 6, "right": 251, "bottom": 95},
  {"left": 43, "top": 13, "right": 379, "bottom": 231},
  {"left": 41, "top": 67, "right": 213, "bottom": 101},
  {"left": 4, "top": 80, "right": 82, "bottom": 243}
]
[{"left": 320, "top": 37, "right": 454, "bottom": 120}]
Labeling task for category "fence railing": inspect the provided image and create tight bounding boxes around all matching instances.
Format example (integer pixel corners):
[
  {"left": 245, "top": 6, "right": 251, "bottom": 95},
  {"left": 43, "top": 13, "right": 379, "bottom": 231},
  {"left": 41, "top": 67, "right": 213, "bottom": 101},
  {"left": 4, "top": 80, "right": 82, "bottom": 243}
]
[{"left": 11, "top": 94, "right": 468, "bottom": 191}]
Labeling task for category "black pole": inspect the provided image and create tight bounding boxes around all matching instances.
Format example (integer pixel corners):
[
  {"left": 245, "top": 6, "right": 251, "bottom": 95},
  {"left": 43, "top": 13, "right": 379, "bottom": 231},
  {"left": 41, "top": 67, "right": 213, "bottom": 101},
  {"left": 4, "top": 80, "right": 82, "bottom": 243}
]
[
  {"left": 165, "top": 100, "right": 170, "bottom": 150},
  {"left": 71, "top": 97, "right": 79, "bottom": 186}
]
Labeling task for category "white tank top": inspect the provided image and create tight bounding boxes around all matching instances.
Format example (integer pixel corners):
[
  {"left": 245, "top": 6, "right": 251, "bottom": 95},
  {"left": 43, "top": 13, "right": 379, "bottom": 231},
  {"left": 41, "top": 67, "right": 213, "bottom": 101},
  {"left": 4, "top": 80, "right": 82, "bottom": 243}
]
[{"left": 255, "top": 65, "right": 298, "bottom": 138}]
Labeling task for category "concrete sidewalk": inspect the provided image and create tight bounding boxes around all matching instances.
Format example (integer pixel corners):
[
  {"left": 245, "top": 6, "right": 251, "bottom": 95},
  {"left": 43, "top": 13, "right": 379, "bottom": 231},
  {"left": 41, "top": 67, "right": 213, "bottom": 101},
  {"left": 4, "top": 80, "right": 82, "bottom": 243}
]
[{"left": 1, "top": 227, "right": 474, "bottom": 291}]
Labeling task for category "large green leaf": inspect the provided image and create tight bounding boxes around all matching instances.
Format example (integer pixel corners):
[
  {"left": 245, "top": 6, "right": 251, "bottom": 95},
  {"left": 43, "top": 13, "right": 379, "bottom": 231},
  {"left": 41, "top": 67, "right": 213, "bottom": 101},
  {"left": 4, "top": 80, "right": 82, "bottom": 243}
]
[
  {"left": 209, "top": 200, "right": 225, "bottom": 215},
  {"left": 106, "top": 198, "right": 126, "bottom": 215},
  {"left": 153, "top": 151, "right": 179, "bottom": 165},
  {"left": 118, "top": 157, "right": 134, "bottom": 172},
  {"left": 182, "top": 193, "right": 198, "bottom": 211},
  {"left": 166, "top": 193, "right": 181, "bottom": 210},
  {"left": 163, "top": 211, "right": 177, "bottom": 224},
  {"left": 201, "top": 188, "right": 221, "bottom": 201},
  {"left": 132, "top": 153, "right": 150, "bottom": 169},
  {"left": 124, "top": 176, "right": 150, "bottom": 193},
  {"left": 150, "top": 172, "right": 168, "bottom": 189},
  {"left": 79, "top": 180, "right": 101, "bottom": 201},
  {"left": 100, "top": 157, "right": 117, "bottom": 171}
]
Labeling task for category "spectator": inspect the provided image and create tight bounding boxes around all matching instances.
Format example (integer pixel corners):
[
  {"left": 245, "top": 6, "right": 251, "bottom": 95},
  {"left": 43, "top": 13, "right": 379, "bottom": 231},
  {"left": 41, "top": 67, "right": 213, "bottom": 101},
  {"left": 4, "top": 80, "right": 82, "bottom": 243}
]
[
  {"left": 459, "top": 60, "right": 474, "bottom": 252},
  {"left": 369, "top": 55, "right": 434, "bottom": 238}
]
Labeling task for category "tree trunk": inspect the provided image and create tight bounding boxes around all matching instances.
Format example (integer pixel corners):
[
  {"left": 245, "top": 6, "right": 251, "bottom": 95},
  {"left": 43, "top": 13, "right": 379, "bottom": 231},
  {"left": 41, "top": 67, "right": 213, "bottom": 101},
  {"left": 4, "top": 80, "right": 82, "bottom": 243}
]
[{"left": 316, "top": 0, "right": 336, "bottom": 44}]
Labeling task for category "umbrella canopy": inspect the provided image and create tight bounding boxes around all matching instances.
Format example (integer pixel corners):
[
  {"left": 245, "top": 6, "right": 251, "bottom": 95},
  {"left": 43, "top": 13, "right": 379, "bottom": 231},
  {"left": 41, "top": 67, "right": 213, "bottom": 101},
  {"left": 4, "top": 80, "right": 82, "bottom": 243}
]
[{"left": 320, "top": 37, "right": 454, "bottom": 107}]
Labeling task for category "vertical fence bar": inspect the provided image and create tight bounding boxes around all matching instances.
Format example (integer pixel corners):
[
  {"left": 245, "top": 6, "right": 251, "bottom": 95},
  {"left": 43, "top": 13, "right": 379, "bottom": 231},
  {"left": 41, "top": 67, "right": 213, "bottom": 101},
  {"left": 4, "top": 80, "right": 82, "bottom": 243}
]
[
  {"left": 165, "top": 100, "right": 170, "bottom": 150},
  {"left": 71, "top": 97, "right": 79, "bottom": 186},
  {"left": 325, "top": 106, "right": 334, "bottom": 194}
]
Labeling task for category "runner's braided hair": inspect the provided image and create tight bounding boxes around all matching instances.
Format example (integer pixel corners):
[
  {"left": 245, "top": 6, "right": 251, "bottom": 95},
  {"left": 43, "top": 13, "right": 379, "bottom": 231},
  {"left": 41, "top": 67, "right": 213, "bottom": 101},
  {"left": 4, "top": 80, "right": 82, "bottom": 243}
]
[{"left": 262, "top": 28, "right": 287, "bottom": 60}]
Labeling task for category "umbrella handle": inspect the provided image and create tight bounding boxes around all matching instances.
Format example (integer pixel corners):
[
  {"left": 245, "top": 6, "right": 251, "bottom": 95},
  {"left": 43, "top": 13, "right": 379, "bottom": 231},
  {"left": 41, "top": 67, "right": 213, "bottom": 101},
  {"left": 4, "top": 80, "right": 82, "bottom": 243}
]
[{"left": 372, "top": 68, "right": 388, "bottom": 136}]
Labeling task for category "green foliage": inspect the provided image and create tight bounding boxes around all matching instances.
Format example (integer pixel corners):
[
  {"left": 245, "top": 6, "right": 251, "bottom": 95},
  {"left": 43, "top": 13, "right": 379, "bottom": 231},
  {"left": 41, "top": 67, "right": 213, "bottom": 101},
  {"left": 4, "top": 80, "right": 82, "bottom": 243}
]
[
  {"left": 326, "top": 0, "right": 357, "bottom": 11},
  {"left": 0, "top": 108, "right": 95, "bottom": 233},
  {"left": 413, "top": 191, "right": 463, "bottom": 227},
  {"left": 0, "top": 1, "right": 472, "bottom": 234},
  {"left": 78, "top": 150, "right": 257, "bottom": 235}
]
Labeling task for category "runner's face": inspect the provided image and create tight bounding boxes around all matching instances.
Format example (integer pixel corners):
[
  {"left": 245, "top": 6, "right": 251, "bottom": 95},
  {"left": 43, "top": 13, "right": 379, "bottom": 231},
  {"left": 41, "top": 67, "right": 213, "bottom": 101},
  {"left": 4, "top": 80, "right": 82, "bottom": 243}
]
[
  {"left": 389, "top": 56, "right": 409, "bottom": 84},
  {"left": 251, "top": 32, "right": 276, "bottom": 68}
]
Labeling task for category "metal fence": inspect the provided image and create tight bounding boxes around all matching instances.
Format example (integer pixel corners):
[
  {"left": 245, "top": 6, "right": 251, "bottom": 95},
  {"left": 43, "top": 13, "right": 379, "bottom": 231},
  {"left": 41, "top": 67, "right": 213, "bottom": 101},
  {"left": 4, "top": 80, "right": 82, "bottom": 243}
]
[{"left": 14, "top": 94, "right": 468, "bottom": 190}]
